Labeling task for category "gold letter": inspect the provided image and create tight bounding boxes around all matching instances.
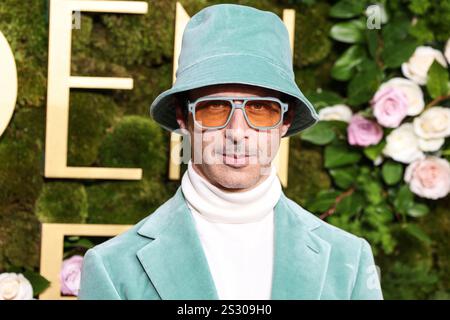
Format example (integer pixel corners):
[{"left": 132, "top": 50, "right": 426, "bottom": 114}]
[
  {"left": 168, "top": 2, "right": 191, "bottom": 180},
  {"left": 45, "top": 0, "right": 148, "bottom": 180},
  {"left": 0, "top": 31, "right": 17, "bottom": 138},
  {"left": 272, "top": 8, "right": 296, "bottom": 188}
]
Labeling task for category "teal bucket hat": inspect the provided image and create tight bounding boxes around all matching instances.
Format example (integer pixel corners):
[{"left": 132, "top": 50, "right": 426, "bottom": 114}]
[{"left": 149, "top": 3, "right": 319, "bottom": 137}]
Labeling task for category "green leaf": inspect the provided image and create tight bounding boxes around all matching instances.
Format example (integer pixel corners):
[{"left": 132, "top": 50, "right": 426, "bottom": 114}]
[
  {"left": 23, "top": 270, "right": 51, "bottom": 296},
  {"left": 64, "top": 238, "right": 95, "bottom": 249},
  {"left": 427, "top": 60, "right": 449, "bottom": 99},
  {"left": 393, "top": 184, "right": 414, "bottom": 215},
  {"left": 327, "top": 120, "right": 349, "bottom": 139},
  {"left": 363, "top": 140, "right": 386, "bottom": 161},
  {"left": 407, "top": 203, "right": 430, "bottom": 218},
  {"left": 301, "top": 121, "right": 336, "bottom": 145},
  {"left": 382, "top": 160, "right": 404, "bottom": 185},
  {"left": 403, "top": 223, "right": 432, "bottom": 245},
  {"left": 364, "top": 203, "right": 393, "bottom": 223},
  {"left": 382, "top": 38, "right": 417, "bottom": 68},
  {"left": 324, "top": 144, "right": 362, "bottom": 168},
  {"left": 305, "top": 190, "right": 341, "bottom": 212},
  {"left": 331, "top": 45, "right": 366, "bottom": 81},
  {"left": 347, "top": 60, "right": 383, "bottom": 106},
  {"left": 408, "top": 0, "right": 431, "bottom": 15},
  {"left": 365, "top": 29, "right": 379, "bottom": 59},
  {"left": 335, "top": 191, "right": 365, "bottom": 216},
  {"left": 329, "top": 166, "right": 358, "bottom": 189},
  {"left": 330, "top": 20, "right": 366, "bottom": 44},
  {"left": 364, "top": 180, "right": 384, "bottom": 205},
  {"left": 382, "top": 17, "right": 411, "bottom": 44},
  {"left": 306, "top": 90, "right": 345, "bottom": 109},
  {"left": 329, "top": 0, "right": 366, "bottom": 18}
]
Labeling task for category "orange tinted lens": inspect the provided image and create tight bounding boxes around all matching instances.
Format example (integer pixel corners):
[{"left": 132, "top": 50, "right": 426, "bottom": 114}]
[
  {"left": 245, "top": 100, "right": 282, "bottom": 127},
  {"left": 195, "top": 100, "right": 232, "bottom": 127}
]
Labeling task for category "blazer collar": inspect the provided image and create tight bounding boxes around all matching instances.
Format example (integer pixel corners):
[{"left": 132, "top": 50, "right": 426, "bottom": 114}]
[{"left": 136, "top": 186, "right": 331, "bottom": 299}]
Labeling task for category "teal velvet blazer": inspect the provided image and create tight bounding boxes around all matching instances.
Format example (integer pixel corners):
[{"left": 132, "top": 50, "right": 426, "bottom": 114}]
[{"left": 78, "top": 187, "right": 383, "bottom": 300}]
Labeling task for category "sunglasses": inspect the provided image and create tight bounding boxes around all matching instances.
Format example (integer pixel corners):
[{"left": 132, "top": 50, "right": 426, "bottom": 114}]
[{"left": 186, "top": 96, "right": 289, "bottom": 130}]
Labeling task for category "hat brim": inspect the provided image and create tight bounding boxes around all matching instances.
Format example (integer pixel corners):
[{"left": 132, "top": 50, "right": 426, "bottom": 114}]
[{"left": 149, "top": 54, "right": 319, "bottom": 137}]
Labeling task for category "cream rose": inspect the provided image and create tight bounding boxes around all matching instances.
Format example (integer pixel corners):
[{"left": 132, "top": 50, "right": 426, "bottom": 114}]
[
  {"left": 0, "top": 273, "right": 33, "bottom": 300},
  {"left": 401, "top": 46, "right": 447, "bottom": 85},
  {"left": 418, "top": 137, "right": 445, "bottom": 152},
  {"left": 413, "top": 106, "right": 450, "bottom": 139},
  {"left": 382, "top": 123, "right": 425, "bottom": 164},
  {"left": 404, "top": 157, "right": 450, "bottom": 199},
  {"left": 378, "top": 77, "right": 425, "bottom": 116},
  {"left": 318, "top": 104, "right": 353, "bottom": 122}
]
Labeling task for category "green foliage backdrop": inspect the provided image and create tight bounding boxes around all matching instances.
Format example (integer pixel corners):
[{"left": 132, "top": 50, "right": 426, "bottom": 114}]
[{"left": 0, "top": 0, "right": 449, "bottom": 299}]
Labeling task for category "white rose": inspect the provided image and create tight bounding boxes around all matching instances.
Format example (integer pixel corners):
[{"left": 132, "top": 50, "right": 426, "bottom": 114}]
[
  {"left": 445, "top": 38, "right": 450, "bottom": 64},
  {"left": 382, "top": 123, "right": 425, "bottom": 164},
  {"left": 401, "top": 46, "right": 447, "bottom": 85},
  {"left": 318, "top": 104, "right": 353, "bottom": 122},
  {"left": 413, "top": 106, "right": 450, "bottom": 139},
  {"left": 418, "top": 137, "right": 445, "bottom": 152},
  {"left": 378, "top": 77, "right": 425, "bottom": 116},
  {"left": 0, "top": 273, "right": 33, "bottom": 300}
]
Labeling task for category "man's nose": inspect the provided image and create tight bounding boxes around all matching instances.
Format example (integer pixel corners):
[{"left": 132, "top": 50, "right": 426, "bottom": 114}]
[{"left": 226, "top": 103, "right": 250, "bottom": 140}]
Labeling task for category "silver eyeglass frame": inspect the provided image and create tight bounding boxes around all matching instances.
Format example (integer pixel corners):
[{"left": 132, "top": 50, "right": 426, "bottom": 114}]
[{"left": 186, "top": 96, "right": 289, "bottom": 130}]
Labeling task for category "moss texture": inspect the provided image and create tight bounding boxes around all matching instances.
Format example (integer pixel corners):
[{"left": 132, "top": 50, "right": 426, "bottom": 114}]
[
  {"left": 35, "top": 182, "right": 88, "bottom": 223},
  {"left": 0, "top": 108, "right": 45, "bottom": 208},
  {"left": 285, "top": 137, "right": 331, "bottom": 206},
  {"left": 0, "top": 209, "right": 41, "bottom": 271}
]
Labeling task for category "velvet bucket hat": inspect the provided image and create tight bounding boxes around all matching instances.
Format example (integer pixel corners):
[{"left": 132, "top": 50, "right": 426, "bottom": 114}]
[{"left": 149, "top": 3, "right": 319, "bottom": 137}]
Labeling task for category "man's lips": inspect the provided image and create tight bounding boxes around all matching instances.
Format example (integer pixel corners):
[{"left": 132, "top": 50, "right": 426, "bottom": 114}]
[{"left": 219, "top": 153, "right": 256, "bottom": 167}]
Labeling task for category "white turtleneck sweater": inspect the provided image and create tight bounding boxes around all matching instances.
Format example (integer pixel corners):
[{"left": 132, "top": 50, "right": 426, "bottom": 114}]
[{"left": 181, "top": 160, "right": 282, "bottom": 300}]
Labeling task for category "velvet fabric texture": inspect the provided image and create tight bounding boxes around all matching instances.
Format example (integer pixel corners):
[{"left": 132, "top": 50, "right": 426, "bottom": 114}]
[
  {"left": 78, "top": 186, "right": 383, "bottom": 300},
  {"left": 149, "top": 4, "right": 319, "bottom": 137}
]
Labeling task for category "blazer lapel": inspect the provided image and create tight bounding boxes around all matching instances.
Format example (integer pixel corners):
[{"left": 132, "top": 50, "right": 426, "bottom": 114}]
[
  {"left": 271, "top": 193, "right": 331, "bottom": 300},
  {"left": 135, "top": 186, "right": 331, "bottom": 300},
  {"left": 136, "top": 187, "right": 219, "bottom": 299}
]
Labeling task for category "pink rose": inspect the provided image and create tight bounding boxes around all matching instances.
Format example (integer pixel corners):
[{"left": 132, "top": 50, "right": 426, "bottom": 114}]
[
  {"left": 60, "top": 255, "right": 84, "bottom": 296},
  {"left": 371, "top": 86, "right": 408, "bottom": 128},
  {"left": 347, "top": 115, "right": 383, "bottom": 147},
  {"left": 404, "top": 157, "right": 450, "bottom": 200}
]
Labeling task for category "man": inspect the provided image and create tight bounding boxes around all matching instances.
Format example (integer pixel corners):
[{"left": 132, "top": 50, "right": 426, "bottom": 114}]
[{"left": 78, "top": 4, "right": 383, "bottom": 300}]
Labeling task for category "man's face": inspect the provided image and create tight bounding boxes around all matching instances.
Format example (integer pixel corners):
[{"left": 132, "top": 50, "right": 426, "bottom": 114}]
[{"left": 175, "top": 84, "right": 294, "bottom": 192}]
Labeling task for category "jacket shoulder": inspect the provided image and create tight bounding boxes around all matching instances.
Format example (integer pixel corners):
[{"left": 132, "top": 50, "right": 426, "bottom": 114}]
[
  {"left": 283, "top": 195, "right": 382, "bottom": 299},
  {"left": 90, "top": 217, "right": 149, "bottom": 258},
  {"left": 283, "top": 195, "right": 367, "bottom": 250},
  {"left": 90, "top": 190, "right": 180, "bottom": 258},
  {"left": 79, "top": 196, "right": 177, "bottom": 300}
]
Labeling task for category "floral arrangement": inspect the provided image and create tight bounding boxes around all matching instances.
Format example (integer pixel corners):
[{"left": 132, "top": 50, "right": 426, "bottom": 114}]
[
  {"left": 0, "top": 255, "right": 84, "bottom": 299},
  {"left": 0, "top": 236, "right": 92, "bottom": 299},
  {"left": 302, "top": 2, "right": 450, "bottom": 255}
]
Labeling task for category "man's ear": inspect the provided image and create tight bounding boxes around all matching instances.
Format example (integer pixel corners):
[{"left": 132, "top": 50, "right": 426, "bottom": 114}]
[
  {"left": 280, "top": 105, "right": 295, "bottom": 137},
  {"left": 175, "top": 101, "right": 188, "bottom": 130}
]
